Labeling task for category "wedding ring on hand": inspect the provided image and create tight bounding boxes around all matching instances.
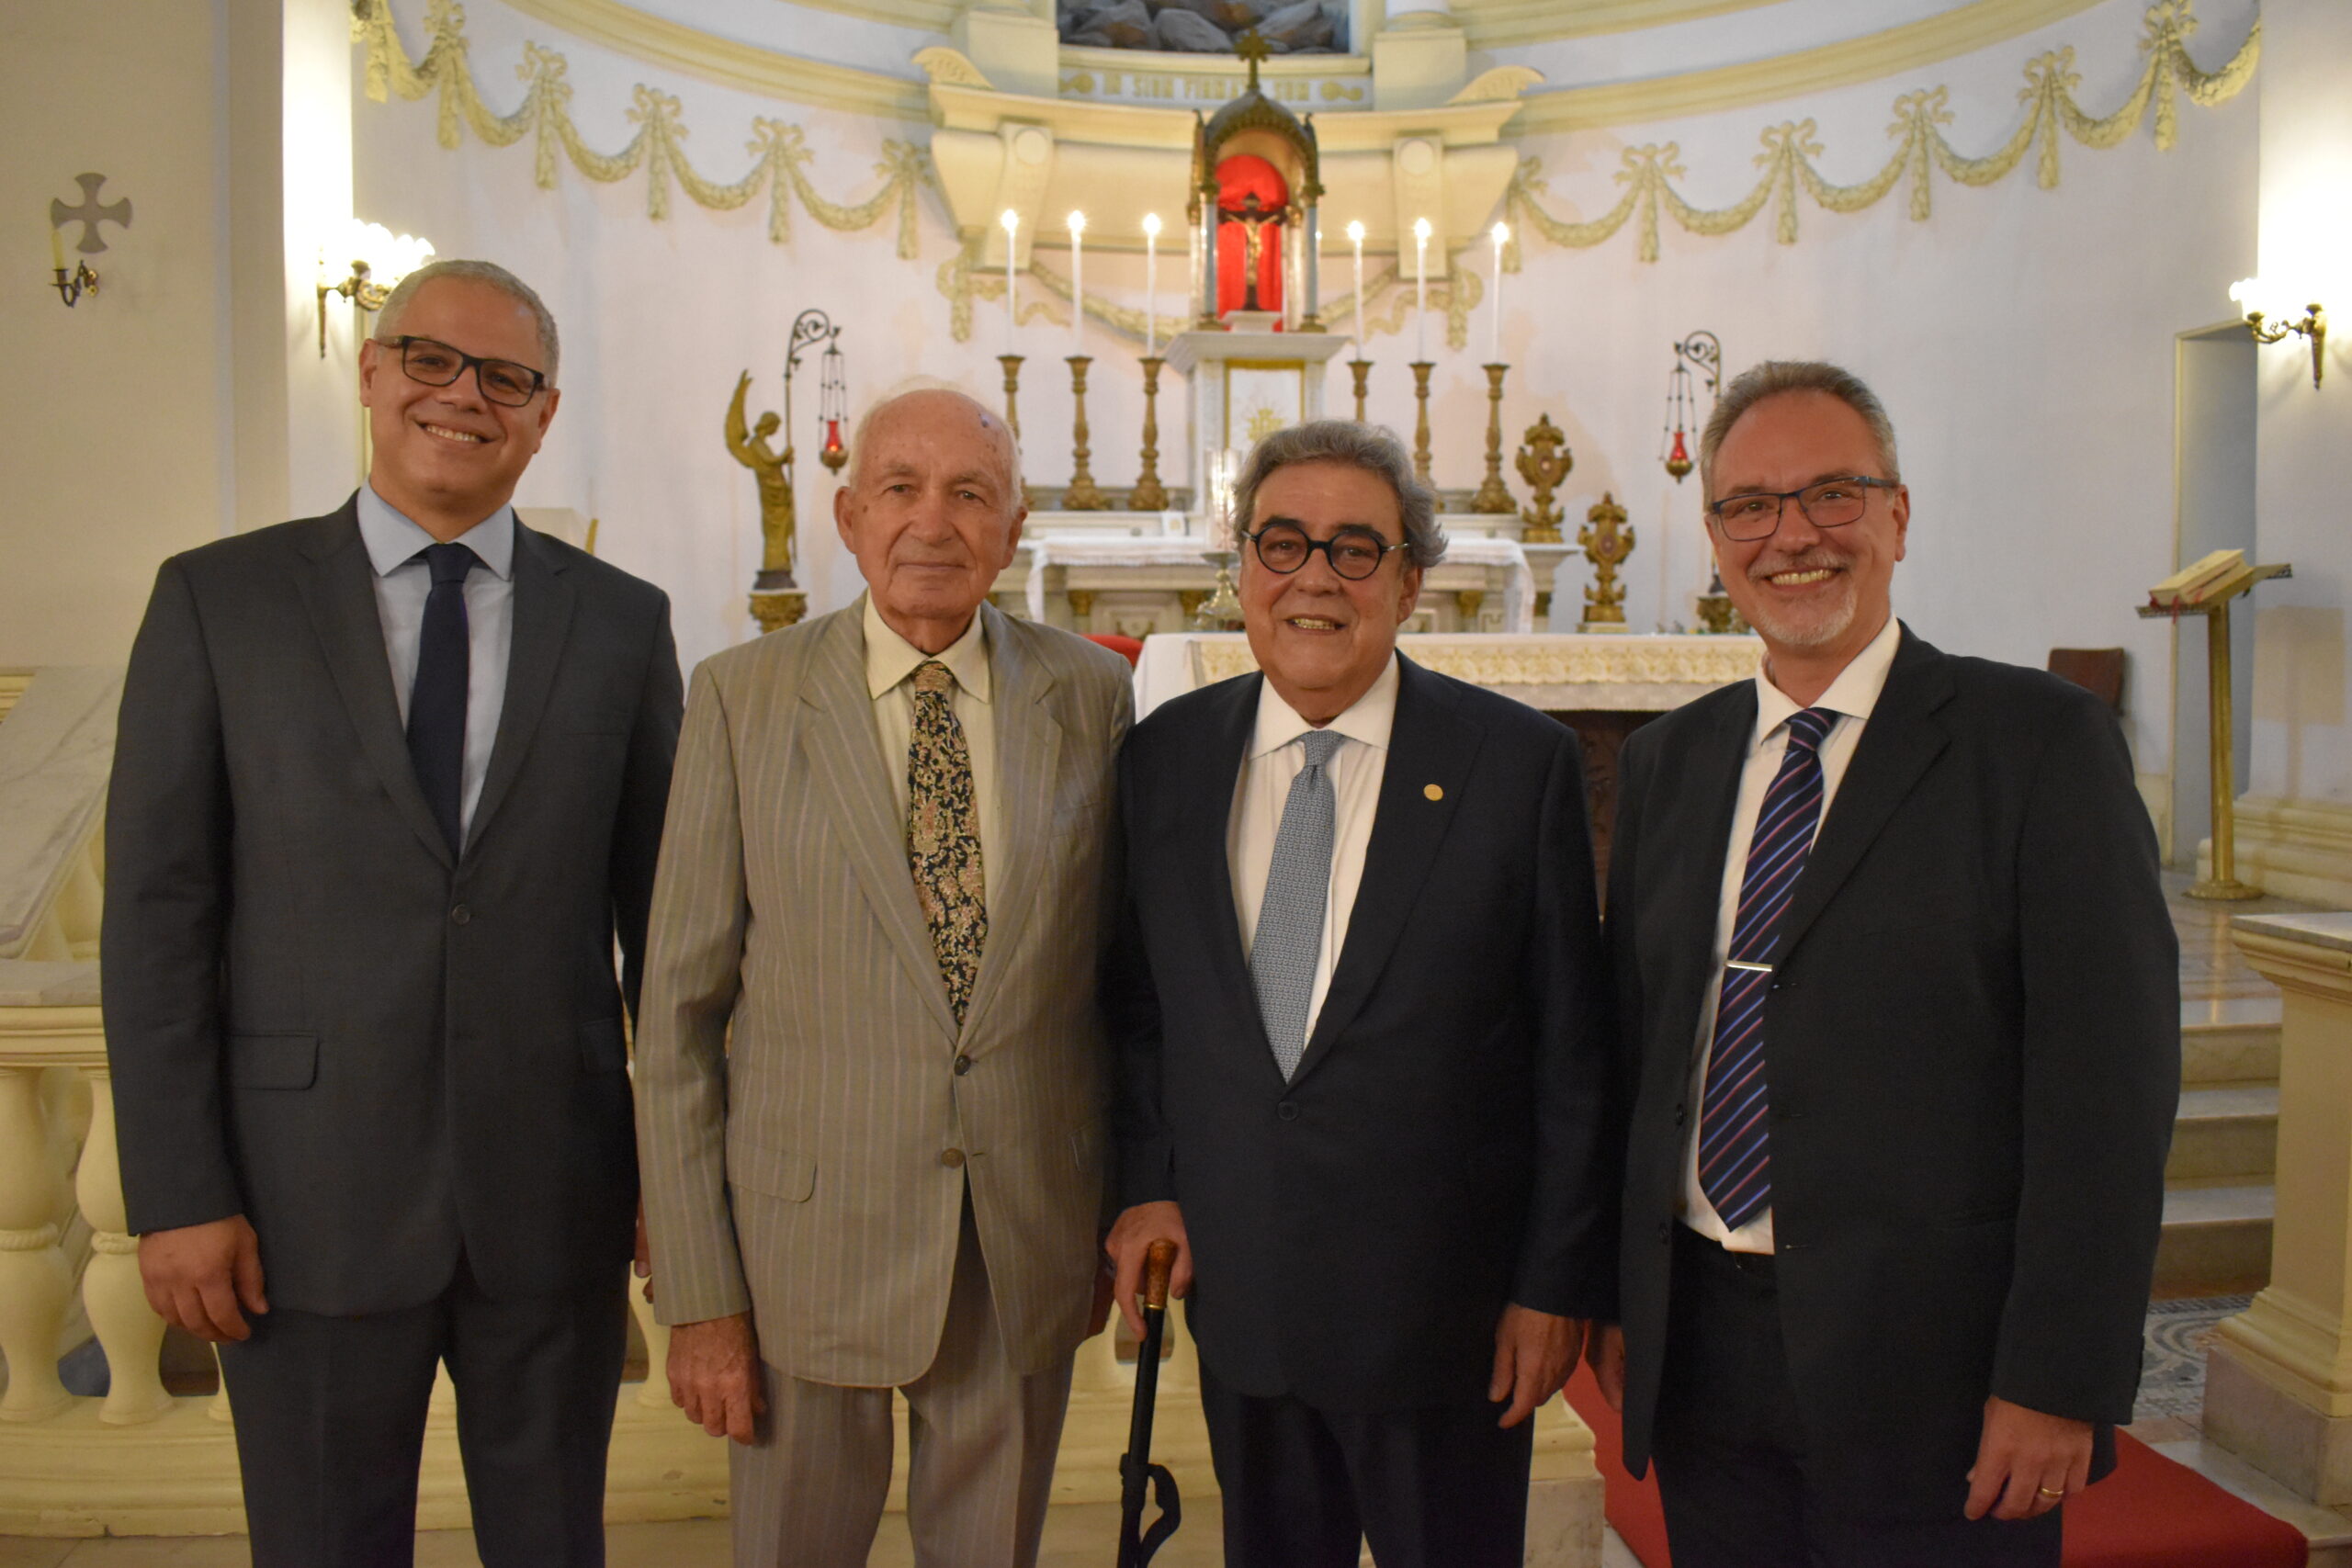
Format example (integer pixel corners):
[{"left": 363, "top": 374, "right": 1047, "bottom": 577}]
[{"left": 2036, "top": 1486, "right": 2065, "bottom": 1499}]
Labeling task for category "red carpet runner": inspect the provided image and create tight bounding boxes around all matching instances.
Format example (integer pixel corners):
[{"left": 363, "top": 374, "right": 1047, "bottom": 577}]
[{"left": 1562, "top": 1365, "right": 2308, "bottom": 1567}]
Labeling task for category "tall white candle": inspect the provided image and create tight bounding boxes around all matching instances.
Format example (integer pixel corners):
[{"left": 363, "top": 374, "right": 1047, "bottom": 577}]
[
  {"left": 1068, "top": 210, "right": 1086, "bottom": 356},
  {"left": 1412, "top": 217, "right": 1431, "bottom": 362},
  {"left": 1001, "top": 209, "right": 1019, "bottom": 356},
  {"left": 1142, "top": 212, "right": 1161, "bottom": 356},
  {"left": 1488, "top": 221, "right": 1509, "bottom": 364},
  {"left": 1346, "top": 220, "right": 1365, "bottom": 358}
]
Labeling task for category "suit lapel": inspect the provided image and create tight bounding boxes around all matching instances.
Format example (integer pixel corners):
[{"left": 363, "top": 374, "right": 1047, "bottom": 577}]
[
  {"left": 961, "top": 606, "right": 1060, "bottom": 1039},
  {"left": 294, "top": 502, "right": 452, "bottom": 870},
  {"left": 1770, "top": 627, "right": 1954, "bottom": 964},
  {"left": 465, "top": 522, "right": 575, "bottom": 856},
  {"left": 1290, "top": 658, "right": 1482, "bottom": 1086},
  {"left": 799, "top": 606, "right": 962, "bottom": 1044},
  {"left": 1653, "top": 687, "right": 1755, "bottom": 1066}
]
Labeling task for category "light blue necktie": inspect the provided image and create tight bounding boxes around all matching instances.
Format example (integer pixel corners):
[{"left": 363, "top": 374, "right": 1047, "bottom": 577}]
[{"left": 1250, "top": 728, "right": 1345, "bottom": 1080}]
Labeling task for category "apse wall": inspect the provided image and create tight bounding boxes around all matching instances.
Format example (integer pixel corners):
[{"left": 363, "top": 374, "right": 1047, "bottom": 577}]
[{"left": 348, "top": 0, "right": 2262, "bottom": 795}]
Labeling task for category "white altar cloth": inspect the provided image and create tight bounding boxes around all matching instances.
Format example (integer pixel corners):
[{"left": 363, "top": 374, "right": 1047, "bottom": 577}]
[
  {"left": 1134, "top": 632, "right": 1763, "bottom": 717},
  {"left": 1029, "top": 535, "right": 1537, "bottom": 632}
]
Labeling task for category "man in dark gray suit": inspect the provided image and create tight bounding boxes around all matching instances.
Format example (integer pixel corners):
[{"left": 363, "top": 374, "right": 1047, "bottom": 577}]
[{"left": 103, "top": 258, "right": 682, "bottom": 1568}]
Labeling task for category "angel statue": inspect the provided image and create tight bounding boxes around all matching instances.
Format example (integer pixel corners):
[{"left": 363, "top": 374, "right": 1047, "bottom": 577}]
[{"left": 725, "top": 370, "right": 797, "bottom": 587}]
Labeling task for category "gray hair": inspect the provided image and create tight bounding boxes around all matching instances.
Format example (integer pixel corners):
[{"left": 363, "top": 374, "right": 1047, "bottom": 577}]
[
  {"left": 1699, "top": 359, "right": 1899, "bottom": 499},
  {"left": 1232, "top": 419, "right": 1446, "bottom": 569},
  {"left": 375, "top": 258, "right": 561, "bottom": 383},
  {"left": 846, "top": 382, "right": 1024, "bottom": 511}
]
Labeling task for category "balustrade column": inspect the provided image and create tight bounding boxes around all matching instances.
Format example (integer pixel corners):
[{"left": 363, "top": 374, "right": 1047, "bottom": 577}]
[
  {"left": 0, "top": 1065, "right": 73, "bottom": 1421},
  {"left": 74, "top": 1066, "right": 172, "bottom": 1424}
]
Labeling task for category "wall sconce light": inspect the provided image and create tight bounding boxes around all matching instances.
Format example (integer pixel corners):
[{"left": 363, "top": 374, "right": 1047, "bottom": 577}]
[
  {"left": 318, "top": 220, "right": 435, "bottom": 356},
  {"left": 47, "top": 172, "right": 130, "bottom": 308},
  {"left": 1659, "top": 330, "right": 1722, "bottom": 482},
  {"left": 783, "top": 308, "right": 847, "bottom": 489},
  {"left": 2230, "top": 277, "right": 2326, "bottom": 389}
]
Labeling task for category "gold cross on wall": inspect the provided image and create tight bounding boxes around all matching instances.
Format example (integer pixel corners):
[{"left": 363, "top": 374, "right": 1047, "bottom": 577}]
[{"left": 1234, "top": 29, "right": 1270, "bottom": 90}]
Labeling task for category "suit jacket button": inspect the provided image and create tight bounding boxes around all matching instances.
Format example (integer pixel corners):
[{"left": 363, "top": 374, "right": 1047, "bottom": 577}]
[
  {"left": 1657, "top": 1222, "right": 1671, "bottom": 1243},
  {"left": 1276, "top": 1101, "right": 1299, "bottom": 1122},
  {"left": 940, "top": 1148, "right": 966, "bottom": 1168},
  {"left": 449, "top": 905, "right": 470, "bottom": 925},
  {"left": 1673, "top": 1103, "right": 1688, "bottom": 1127},
  {"left": 954, "top": 1055, "right": 972, "bottom": 1076}
]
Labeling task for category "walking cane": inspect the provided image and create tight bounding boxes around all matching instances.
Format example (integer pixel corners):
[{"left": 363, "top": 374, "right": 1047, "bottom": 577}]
[{"left": 1115, "top": 1239, "right": 1183, "bottom": 1568}]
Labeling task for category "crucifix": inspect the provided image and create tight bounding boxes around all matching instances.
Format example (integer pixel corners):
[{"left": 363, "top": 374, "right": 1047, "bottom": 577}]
[
  {"left": 51, "top": 173, "right": 132, "bottom": 254},
  {"left": 1220, "top": 192, "right": 1285, "bottom": 312}
]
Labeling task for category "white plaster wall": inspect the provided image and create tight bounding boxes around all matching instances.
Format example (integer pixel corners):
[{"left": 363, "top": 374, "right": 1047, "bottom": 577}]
[
  {"left": 350, "top": 0, "right": 2259, "bottom": 790},
  {"left": 0, "top": 1, "right": 236, "bottom": 665},
  {"left": 2245, "top": 0, "right": 2352, "bottom": 807}
]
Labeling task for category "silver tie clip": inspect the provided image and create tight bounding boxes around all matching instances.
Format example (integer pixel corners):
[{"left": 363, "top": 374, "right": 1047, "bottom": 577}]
[{"left": 1724, "top": 959, "right": 1774, "bottom": 974}]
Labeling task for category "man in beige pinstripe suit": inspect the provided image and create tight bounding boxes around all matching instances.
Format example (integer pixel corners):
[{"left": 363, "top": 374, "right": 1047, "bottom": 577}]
[{"left": 634, "top": 387, "right": 1134, "bottom": 1568}]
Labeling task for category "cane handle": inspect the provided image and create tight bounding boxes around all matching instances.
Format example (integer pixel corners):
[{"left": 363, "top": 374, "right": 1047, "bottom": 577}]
[{"left": 1143, "top": 1239, "right": 1177, "bottom": 1312}]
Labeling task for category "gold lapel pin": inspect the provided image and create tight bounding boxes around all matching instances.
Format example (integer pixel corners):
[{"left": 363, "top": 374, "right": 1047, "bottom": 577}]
[{"left": 1424, "top": 784, "right": 1444, "bottom": 801}]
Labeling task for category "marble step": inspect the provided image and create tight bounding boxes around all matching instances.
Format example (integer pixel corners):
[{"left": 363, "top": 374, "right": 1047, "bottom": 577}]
[
  {"left": 2167, "top": 1085, "right": 2280, "bottom": 1183},
  {"left": 2154, "top": 1182, "right": 2273, "bottom": 1298},
  {"left": 2181, "top": 996, "right": 2283, "bottom": 1087}
]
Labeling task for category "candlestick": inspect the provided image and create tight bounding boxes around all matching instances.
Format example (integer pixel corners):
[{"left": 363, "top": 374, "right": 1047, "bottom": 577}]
[
  {"left": 1067, "top": 210, "right": 1085, "bottom": 356},
  {"left": 1142, "top": 212, "right": 1160, "bottom": 357},
  {"left": 1347, "top": 360, "right": 1371, "bottom": 423},
  {"left": 1129, "top": 356, "right": 1169, "bottom": 511},
  {"left": 1001, "top": 209, "right": 1019, "bottom": 358},
  {"left": 1471, "top": 363, "right": 1515, "bottom": 515},
  {"left": 1409, "top": 360, "right": 1435, "bottom": 494},
  {"left": 1412, "top": 218, "right": 1430, "bottom": 363},
  {"left": 1488, "top": 222, "right": 1508, "bottom": 366},
  {"left": 1346, "top": 220, "right": 1365, "bottom": 358},
  {"left": 998, "top": 353, "right": 1023, "bottom": 444},
  {"left": 1063, "top": 355, "right": 1107, "bottom": 510}
]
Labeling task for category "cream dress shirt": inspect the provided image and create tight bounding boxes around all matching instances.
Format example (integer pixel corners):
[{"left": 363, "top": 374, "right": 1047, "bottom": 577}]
[
  {"left": 356, "top": 484, "right": 515, "bottom": 840},
  {"left": 863, "top": 594, "right": 1001, "bottom": 904},
  {"left": 1681, "top": 614, "right": 1902, "bottom": 1253},
  {"left": 1227, "top": 653, "right": 1400, "bottom": 1042}
]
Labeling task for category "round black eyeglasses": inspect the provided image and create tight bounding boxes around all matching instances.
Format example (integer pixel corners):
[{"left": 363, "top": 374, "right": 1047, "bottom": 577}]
[{"left": 1244, "top": 521, "right": 1408, "bottom": 581}]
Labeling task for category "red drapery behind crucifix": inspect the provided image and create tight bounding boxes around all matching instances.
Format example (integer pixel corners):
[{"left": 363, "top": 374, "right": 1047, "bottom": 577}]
[{"left": 1215, "top": 154, "right": 1288, "bottom": 322}]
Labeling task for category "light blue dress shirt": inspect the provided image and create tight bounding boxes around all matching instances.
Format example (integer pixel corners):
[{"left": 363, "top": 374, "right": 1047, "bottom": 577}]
[{"left": 355, "top": 485, "right": 516, "bottom": 839}]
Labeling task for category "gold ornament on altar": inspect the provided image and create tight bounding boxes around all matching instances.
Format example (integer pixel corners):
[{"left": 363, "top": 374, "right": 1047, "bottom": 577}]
[
  {"left": 1514, "top": 414, "right": 1573, "bottom": 544},
  {"left": 1578, "top": 491, "right": 1634, "bottom": 630},
  {"left": 726, "top": 372, "right": 806, "bottom": 634}
]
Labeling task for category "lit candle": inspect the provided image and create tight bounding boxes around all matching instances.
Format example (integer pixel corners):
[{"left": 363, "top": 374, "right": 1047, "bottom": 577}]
[
  {"left": 1346, "top": 220, "right": 1365, "bottom": 359},
  {"left": 1489, "top": 221, "right": 1509, "bottom": 365},
  {"left": 1142, "top": 212, "right": 1161, "bottom": 356},
  {"left": 1068, "top": 210, "right": 1086, "bottom": 356},
  {"left": 1001, "top": 209, "right": 1019, "bottom": 356},
  {"left": 1412, "top": 217, "right": 1431, "bottom": 362}
]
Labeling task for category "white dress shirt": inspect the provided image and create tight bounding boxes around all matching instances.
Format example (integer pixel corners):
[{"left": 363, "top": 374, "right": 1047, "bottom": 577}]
[
  {"left": 1227, "top": 654, "right": 1400, "bottom": 1041},
  {"left": 356, "top": 484, "right": 515, "bottom": 839},
  {"left": 864, "top": 594, "right": 1001, "bottom": 904},
  {"left": 1681, "top": 614, "right": 1903, "bottom": 1253}
]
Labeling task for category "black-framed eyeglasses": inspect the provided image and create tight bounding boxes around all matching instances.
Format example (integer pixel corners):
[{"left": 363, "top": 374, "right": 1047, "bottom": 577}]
[
  {"left": 377, "top": 335, "right": 550, "bottom": 408},
  {"left": 1244, "top": 520, "right": 1408, "bottom": 581},
  {"left": 1706, "top": 475, "right": 1897, "bottom": 542}
]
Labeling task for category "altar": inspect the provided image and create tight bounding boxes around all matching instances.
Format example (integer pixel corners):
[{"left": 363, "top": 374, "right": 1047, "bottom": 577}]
[{"left": 1136, "top": 630, "right": 1764, "bottom": 873}]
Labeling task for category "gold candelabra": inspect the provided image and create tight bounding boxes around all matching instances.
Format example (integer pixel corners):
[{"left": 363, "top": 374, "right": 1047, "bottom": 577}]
[
  {"left": 1350, "top": 359, "right": 1373, "bottom": 423},
  {"left": 1062, "top": 355, "right": 1108, "bottom": 510},
  {"left": 1129, "top": 356, "right": 1170, "bottom": 511},
  {"left": 1408, "top": 361, "right": 1434, "bottom": 494},
  {"left": 1515, "top": 414, "right": 1572, "bottom": 544},
  {"left": 998, "top": 354, "right": 1024, "bottom": 444},
  {"left": 1694, "top": 570, "right": 1747, "bottom": 635},
  {"left": 1471, "top": 364, "right": 1515, "bottom": 514},
  {"left": 1578, "top": 491, "right": 1634, "bottom": 630}
]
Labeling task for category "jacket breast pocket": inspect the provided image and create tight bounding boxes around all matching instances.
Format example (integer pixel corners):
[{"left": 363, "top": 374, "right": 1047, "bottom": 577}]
[
  {"left": 728, "top": 1138, "right": 816, "bottom": 1202},
  {"left": 228, "top": 1034, "right": 318, "bottom": 1090},
  {"left": 580, "top": 1018, "right": 628, "bottom": 1074}
]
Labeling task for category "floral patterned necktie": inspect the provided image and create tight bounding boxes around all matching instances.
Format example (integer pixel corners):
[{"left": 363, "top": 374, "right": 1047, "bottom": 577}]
[{"left": 906, "top": 660, "right": 987, "bottom": 1025}]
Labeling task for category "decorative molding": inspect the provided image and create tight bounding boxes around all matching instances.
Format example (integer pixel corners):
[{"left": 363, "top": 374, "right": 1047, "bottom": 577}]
[
  {"left": 464, "top": 0, "right": 931, "bottom": 120},
  {"left": 2205, "top": 795, "right": 2352, "bottom": 909},
  {"left": 1451, "top": 66, "right": 1547, "bottom": 105},
  {"left": 912, "top": 45, "right": 992, "bottom": 90},
  {"left": 1506, "top": 1, "right": 2257, "bottom": 264},
  {"left": 1451, "top": 0, "right": 1785, "bottom": 50},
  {"left": 1191, "top": 633, "right": 1763, "bottom": 688},
  {"left": 354, "top": 0, "right": 940, "bottom": 251}
]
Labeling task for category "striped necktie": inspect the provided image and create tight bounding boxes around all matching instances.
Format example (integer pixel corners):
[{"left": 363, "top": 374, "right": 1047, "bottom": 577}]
[{"left": 1698, "top": 705, "right": 1836, "bottom": 1233}]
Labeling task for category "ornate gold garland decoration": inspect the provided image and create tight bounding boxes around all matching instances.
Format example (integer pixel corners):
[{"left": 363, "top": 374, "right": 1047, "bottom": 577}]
[
  {"left": 1506, "top": 1, "right": 2256, "bottom": 265},
  {"left": 353, "top": 0, "right": 938, "bottom": 256}
]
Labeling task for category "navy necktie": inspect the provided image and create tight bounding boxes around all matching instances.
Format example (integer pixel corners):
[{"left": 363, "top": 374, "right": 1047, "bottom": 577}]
[
  {"left": 1698, "top": 705, "right": 1836, "bottom": 1233},
  {"left": 407, "top": 543, "right": 479, "bottom": 856}
]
